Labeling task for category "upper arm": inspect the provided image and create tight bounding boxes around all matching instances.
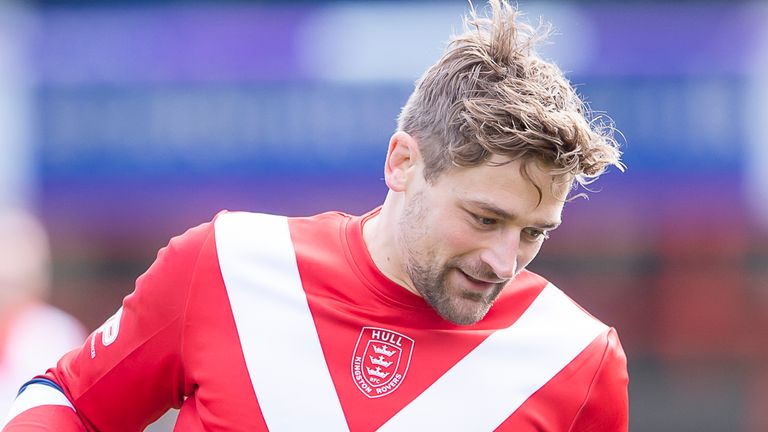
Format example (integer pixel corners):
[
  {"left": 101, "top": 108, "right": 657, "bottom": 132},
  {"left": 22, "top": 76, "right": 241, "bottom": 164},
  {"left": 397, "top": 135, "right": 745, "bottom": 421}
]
[
  {"left": 4, "top": 221, "right": 214, "bottom": 432},
  {"left": 568, "top": 327, "right": 629, "bottom": 432}
]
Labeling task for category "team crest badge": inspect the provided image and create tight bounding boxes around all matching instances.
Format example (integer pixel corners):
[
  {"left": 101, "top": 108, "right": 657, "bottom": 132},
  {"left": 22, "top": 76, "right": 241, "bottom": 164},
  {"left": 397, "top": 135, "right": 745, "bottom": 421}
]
[{"left": 351, "top": 326, "right": 414, "bottom": 398}]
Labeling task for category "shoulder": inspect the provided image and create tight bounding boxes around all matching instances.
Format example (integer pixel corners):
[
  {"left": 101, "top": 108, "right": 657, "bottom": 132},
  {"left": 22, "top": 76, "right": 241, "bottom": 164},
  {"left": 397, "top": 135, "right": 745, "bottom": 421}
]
[
  {"left": 162, "top": 210, "right": 336, "bottom": 257},
  {"left": 488, "top": 270, "right": 612, "bottom": 332},
  {"left": 491, "top": 271, "right": 624, "bottom": 363},
  {"left": 525, "top": 276, "right": 629, "bottom": 404},
  {"left": 522, "top": 280, "right": 611, "bottom": 348},
  {"left": 512, "top": 270, "right": 614, "bottom": 328},
  {"left": 213, "top": 210, "right": 349, "bottom": 228},
  {"left": 160, "top": 212, "right": 221, "bottom": 255},
  {"left": 213, "top": 210, "right": 350, "bottom": 246}
]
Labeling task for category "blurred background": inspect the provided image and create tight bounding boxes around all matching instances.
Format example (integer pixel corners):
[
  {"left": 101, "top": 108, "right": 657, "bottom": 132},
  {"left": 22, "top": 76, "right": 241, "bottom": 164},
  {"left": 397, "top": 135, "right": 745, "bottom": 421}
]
[{"left": 0, "top": 0, "right": 766, "bottom": 430}]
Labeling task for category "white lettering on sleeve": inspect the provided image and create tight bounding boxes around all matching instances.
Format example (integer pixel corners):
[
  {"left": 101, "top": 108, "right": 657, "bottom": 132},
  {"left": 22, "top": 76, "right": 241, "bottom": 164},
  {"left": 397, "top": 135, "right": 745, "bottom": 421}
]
[{"left": 90, "top": 307, "right": 123, "bottom": 359}]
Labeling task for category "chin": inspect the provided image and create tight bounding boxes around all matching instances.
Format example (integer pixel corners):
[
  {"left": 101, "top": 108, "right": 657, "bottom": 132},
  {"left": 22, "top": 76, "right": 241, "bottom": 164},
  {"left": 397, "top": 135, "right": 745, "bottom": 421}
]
[
  {"left": 411, "top": 265, "right": 500, "bottom": 325},
  {"left": 436, "top": 297, "right": 492, "bottom": 326},
  {"left": 439, "top": 311, "right": 487, "bottom": 326}
]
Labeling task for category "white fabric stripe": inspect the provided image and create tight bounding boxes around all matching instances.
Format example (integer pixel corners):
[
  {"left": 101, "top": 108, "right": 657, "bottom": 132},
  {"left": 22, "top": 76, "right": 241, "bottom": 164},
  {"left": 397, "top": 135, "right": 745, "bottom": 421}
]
[
  {"left": 379, "top": 283, "right": 608, "bottom": 432},
  {"left": 1, "top": 383, "right": 75, "bottom": 429},
  {"left": 215, "top": 212, "right": 349, "bottom": 431}
]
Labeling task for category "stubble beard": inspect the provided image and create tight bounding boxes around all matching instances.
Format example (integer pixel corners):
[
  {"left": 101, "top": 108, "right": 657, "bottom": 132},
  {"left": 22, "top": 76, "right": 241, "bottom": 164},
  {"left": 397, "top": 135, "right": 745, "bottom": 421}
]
[
  {"left": 399, "top": 192, "right": 505, "bottom": 326},
  {"left": 405, "top": 257, "right": 505, "bottom": 325}
]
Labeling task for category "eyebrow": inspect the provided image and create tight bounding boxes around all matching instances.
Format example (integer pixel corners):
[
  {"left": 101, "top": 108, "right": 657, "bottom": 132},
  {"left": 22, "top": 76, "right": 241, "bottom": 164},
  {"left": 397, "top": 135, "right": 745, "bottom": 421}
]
[{"left": 465, "top": 200, "right": 562, "bottom": 229}]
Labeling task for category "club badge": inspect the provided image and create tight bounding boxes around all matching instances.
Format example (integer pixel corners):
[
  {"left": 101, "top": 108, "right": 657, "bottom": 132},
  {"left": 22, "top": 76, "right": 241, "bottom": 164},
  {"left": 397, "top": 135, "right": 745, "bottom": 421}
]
[{"left": 351, "top": 326, "right": 414, "bottom": 398}]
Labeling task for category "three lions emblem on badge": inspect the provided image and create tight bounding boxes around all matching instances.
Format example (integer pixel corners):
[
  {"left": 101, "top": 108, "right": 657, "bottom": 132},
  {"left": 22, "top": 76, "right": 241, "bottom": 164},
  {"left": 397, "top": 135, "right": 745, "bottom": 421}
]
[{"left": 351, "top": 327, "right": 414, "bottom": 398}]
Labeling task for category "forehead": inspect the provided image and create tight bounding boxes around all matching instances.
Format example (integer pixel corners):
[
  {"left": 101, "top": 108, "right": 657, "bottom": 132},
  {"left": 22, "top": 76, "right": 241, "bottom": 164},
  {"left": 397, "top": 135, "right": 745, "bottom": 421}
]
[{"left": 436, "top": 157, "right": 567, "bottom": 219}]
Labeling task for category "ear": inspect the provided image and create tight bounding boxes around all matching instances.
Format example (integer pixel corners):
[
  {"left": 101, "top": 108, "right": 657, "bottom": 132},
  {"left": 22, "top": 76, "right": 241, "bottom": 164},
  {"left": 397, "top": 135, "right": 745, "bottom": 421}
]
[{"left": 384, "top": 131, "right": 421, "bottom": 192}]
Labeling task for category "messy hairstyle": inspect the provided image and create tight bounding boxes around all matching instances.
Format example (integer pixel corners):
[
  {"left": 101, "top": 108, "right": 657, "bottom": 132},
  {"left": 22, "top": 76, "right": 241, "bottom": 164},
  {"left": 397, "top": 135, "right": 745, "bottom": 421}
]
[{"left": 397, "top": 0, "right": 623, "bottom": 195}]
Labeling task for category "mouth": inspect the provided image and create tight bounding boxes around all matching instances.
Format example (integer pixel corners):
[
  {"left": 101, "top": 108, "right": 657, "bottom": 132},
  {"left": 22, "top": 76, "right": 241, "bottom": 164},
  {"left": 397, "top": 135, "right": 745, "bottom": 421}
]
[{"left": 457, "top": 269, "right": 500, "bottom": 292}]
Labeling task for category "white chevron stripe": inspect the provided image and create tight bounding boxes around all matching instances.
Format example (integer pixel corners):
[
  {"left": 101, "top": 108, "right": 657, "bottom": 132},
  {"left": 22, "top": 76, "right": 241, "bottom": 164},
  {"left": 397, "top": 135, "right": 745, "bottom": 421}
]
[
  {"left": 216, "top": 211, "right": 607, "bottom": 431},
  {"left": 1, "top": 383, "right": 75, "bottom": 429},
  {"left": 379, "top": 283, "right": 607, "bottom": 431},
  {"left": 215, "top": 212, "right": 349, "bottom": 431}
]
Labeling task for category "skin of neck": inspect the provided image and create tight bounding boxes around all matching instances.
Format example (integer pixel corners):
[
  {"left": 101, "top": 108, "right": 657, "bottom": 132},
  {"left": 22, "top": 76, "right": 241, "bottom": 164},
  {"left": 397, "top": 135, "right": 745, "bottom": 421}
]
[{"left": 362, "top": 191, "right": 421, "bottom": 297}]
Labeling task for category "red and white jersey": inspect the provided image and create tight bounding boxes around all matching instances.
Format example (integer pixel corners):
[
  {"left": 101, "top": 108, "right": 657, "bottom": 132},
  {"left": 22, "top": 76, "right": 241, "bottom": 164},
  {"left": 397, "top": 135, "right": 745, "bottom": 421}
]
[{"left": 2, "top": 210, "right": 628, "bottom": 431}]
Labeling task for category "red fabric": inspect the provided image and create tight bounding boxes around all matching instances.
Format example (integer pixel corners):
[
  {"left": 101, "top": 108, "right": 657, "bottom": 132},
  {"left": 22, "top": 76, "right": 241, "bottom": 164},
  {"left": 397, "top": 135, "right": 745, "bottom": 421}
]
[{"left": 3, "top": 210, "right": 628, "bottom": 431}]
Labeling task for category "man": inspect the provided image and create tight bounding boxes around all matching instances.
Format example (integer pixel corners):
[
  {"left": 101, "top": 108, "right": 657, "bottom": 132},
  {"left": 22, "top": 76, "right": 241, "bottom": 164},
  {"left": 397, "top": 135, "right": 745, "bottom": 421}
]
[{"left": 2, "top": 1, "right": 628, "bottom": 430}]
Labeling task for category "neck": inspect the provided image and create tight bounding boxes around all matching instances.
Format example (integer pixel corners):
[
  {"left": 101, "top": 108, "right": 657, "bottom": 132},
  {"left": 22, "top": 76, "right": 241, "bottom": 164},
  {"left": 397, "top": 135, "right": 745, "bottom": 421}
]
[{"left": 362, "top": 193, "right": 420, "bottom": 296}]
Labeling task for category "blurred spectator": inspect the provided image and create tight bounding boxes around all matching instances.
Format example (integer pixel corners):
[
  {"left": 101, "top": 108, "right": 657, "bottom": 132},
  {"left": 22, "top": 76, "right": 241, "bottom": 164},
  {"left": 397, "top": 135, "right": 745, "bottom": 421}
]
[{"left": 0, "top": 209, "right": 86, "bottom": 412}]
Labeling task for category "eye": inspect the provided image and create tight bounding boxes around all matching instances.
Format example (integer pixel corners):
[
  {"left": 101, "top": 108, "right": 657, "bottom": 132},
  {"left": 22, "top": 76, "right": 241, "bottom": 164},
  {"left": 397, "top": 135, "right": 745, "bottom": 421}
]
[
  {"left": 468, "top": 212, "right": 498, "bottom": 229},
  {"left": 478, "top": 217, "right": 498, "bottom": 226},
  {"left": 523, "top": 227, "right": 550, "bottom": 242}
]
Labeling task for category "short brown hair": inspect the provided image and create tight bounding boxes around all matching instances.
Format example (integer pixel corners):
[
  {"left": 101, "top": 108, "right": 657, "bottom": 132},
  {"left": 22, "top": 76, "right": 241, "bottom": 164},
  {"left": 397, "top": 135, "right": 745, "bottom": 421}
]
[{"left": 397, "top": 0, "right": 623, "bottom": 192}]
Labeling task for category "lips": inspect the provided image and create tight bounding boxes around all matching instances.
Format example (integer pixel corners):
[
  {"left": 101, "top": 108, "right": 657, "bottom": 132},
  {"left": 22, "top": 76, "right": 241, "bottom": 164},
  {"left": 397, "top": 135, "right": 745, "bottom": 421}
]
[{"left": 457, "top": 269, "right": 498, "bottom": 291}]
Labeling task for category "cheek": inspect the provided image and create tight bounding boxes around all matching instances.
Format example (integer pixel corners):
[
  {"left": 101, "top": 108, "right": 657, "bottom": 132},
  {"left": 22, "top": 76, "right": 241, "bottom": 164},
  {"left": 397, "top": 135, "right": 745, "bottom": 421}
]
[
  {"left": 411, "top": 202, "right": 480, "bottom": 260},
  {"left": 517, "top": 243, "right": 544, "bottom": 269},
  {"left": 433, "top": 220, "right": 482, "bottom": 257}
]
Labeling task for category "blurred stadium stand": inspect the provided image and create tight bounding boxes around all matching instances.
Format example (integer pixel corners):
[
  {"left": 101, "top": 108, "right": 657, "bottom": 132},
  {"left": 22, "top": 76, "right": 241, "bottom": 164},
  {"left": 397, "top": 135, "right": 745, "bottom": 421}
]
[{"left": 0, "top": 0, "right": 766, "bottom": 430}]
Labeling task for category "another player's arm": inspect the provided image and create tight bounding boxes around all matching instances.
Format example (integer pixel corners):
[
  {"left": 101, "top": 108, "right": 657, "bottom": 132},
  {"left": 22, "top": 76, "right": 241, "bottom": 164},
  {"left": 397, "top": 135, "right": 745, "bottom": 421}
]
[{"left": 2, "top": 221, "right": 213, "bottom": 431}]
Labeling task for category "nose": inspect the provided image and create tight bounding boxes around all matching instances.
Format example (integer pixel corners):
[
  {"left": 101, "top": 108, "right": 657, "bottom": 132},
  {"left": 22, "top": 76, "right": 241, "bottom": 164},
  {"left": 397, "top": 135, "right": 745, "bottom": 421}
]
[{"left": 478, "top": 232, "right": 518, "bottom": 281}]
